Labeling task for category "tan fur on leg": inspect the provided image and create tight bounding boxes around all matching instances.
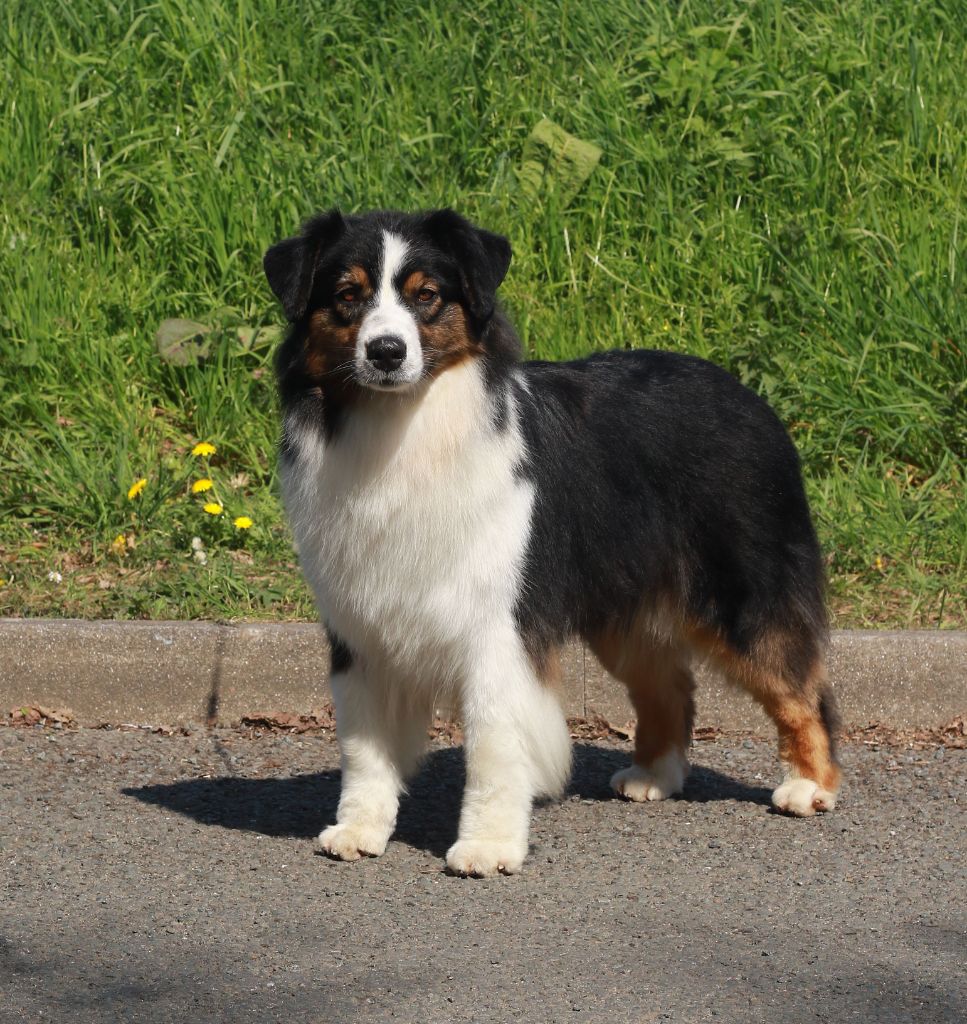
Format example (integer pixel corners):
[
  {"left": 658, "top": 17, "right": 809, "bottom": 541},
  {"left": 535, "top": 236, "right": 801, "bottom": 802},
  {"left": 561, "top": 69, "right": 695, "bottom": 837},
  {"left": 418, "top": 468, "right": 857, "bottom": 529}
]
[
  {"left": 686, "top": 622, "right": 841, "bottom": 815},
  {"left": 589, "top": 623, "right": 695, "bottom": 801}
]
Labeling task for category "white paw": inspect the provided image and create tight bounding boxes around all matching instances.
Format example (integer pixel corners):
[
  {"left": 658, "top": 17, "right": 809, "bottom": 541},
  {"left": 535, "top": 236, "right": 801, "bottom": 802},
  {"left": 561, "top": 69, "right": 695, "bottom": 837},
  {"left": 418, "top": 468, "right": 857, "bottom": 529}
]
[
  {"left": 771, "top": 777, "right": 837, "bottom": 817},
  {"left": 316, "top": 822, "right": 390, "bottom": 861},
  {"left": 446, "top": 839, "right": 526, "bottom": 877},
  {"left": 611, "top": 749, "right": 688, "bottom": 802}
]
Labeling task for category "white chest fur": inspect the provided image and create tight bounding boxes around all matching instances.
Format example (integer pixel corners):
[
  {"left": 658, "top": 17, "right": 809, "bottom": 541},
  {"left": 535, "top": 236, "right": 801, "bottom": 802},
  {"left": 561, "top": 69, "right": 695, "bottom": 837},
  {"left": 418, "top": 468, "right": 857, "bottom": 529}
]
[{"left": 281, "top": 362, "right": 533, "bottom": 689}]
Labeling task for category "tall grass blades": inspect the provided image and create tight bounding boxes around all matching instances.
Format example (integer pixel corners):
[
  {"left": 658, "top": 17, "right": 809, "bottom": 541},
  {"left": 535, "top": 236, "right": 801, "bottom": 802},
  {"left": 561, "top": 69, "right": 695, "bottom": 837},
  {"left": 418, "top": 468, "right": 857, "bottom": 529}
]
[{"left": 0, "top": 0, "right": 964, "bottom": 624}]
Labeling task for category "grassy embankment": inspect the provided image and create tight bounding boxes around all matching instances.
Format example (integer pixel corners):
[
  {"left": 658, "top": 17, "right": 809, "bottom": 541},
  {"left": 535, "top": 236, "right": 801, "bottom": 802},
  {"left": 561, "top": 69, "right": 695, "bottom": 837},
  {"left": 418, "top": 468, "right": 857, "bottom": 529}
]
[{"left": 1, "top": 0, "right": 964, "bottom": 626}]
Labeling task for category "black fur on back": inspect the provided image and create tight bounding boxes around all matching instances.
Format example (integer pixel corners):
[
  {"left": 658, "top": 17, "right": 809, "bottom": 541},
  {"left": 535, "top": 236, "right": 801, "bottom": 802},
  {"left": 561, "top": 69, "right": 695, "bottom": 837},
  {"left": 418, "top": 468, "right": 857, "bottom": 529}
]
[{"left": 505, "top": 348, "right": 828, "bottom": 681}]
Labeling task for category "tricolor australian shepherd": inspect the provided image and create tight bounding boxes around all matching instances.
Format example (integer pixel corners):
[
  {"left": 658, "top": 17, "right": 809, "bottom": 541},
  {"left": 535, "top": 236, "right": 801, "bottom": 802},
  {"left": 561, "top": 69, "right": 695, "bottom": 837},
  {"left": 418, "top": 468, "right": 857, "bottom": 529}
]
[{"left": 264, "top": 209, "right": 841, "bottom": 877}]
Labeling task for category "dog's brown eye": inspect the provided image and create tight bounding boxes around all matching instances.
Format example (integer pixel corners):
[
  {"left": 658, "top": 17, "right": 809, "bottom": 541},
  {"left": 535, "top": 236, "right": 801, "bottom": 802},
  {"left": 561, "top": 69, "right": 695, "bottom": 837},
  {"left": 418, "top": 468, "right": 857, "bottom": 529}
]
[
  {"left": 337, "top": 288, "right": 357, "bottom": 304},
  {"left": 417, "top": 288, "right": 437, "bottom": 303}
]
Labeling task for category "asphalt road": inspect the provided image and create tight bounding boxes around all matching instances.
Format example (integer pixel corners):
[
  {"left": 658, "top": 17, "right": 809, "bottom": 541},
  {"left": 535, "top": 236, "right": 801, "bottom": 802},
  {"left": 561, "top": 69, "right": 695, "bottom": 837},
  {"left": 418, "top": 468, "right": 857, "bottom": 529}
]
[{"left": 1, "top": 726, "right": 963, "bottom": 1024}]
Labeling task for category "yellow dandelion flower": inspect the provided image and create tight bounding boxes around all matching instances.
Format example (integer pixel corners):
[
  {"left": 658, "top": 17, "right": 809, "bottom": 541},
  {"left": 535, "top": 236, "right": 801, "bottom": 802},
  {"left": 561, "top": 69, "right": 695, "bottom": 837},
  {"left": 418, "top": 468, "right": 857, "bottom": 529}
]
[
  {"left": 191, "top": 478, "right": 214, "bottom": 494},
  {"left": 191, "top": 442, "right": 217, "bottom": 457},
  {"left": 203, "top": 502, "right": 223, "bottom": 515},
  {"left": 110, "top": 533, "right": 126, "bottom": 555},
  {"left": 874, "top": 555, "right": 884, "bottom": 571},
  {"left": 233, "top": 516, "right": 253, "bottom": 530},
  {"left": 127, "top": 478, "right": 147, "bottom": 500}
]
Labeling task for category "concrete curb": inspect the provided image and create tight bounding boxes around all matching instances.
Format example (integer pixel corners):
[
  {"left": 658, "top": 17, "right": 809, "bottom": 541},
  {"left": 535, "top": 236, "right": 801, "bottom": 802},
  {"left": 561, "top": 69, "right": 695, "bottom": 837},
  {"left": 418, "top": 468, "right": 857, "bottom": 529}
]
[{"left": 1, "top": 618, "right": 964, "bottom": 731}]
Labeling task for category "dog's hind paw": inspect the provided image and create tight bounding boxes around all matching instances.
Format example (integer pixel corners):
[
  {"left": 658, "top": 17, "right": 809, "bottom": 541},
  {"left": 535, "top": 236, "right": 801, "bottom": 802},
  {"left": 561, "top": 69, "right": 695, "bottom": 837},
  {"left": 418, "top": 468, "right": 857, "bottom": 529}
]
[
  {"left": 316, "top": 822, "right": 390, "bottom": 861},
  {"left": 610, "top": 749, "right": 688, "bottom": 802},
  {"left": 771, "top": 777, "right": 837, "bottom": 816}
]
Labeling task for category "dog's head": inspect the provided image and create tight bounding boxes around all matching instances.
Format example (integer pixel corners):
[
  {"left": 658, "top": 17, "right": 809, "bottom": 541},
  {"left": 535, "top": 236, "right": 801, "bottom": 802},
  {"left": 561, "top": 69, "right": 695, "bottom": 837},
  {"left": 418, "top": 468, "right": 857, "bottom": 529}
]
[{"left": 264, "top": 209, "right": 512, "bottom": 392}]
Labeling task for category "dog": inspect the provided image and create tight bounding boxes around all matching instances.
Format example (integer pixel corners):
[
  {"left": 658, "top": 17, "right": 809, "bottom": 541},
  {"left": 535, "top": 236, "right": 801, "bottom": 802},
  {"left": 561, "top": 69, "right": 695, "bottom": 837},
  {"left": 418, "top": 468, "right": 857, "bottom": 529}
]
[{"left": 263, "top": 208, "right": 841, "bottom": 877}]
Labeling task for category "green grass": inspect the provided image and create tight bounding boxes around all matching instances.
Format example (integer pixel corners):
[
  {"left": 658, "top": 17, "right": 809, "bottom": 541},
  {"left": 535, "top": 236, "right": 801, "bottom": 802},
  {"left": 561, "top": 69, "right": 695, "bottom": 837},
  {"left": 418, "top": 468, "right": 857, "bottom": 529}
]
[{"left": 1, "top": 0, "right": 964, "bottom": 626}]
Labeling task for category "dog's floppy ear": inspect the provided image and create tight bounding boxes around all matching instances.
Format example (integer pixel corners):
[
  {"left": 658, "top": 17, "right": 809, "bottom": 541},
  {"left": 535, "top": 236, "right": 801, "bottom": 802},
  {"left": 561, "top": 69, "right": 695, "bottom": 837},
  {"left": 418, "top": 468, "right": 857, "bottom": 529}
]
[
  {"left": 263, "top": 210, "right": 347, "bottom": 322},
  {"left": 424, "top": 209, "right": 512, "bottom": 322}
]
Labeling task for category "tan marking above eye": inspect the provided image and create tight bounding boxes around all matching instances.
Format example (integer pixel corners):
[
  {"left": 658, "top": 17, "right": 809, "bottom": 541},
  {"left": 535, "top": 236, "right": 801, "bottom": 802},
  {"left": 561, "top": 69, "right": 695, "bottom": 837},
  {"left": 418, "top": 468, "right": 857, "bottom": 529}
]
[
  {"left": 335, "top": 266, "right": 372, "bottom": 304},
  {"left": 402, "top": 270, "right": 440, "bottom": 303}
]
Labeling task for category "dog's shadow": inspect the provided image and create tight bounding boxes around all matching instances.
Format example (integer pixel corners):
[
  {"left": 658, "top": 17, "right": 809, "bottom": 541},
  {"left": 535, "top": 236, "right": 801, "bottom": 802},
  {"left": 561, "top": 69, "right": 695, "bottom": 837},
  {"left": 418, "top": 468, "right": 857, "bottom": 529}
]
[
  {"left": 123, "top": 742, "right": 771, "bottom": 859},
  {"left": 569, "top": 744, "right": 772, "bottom": 808}
]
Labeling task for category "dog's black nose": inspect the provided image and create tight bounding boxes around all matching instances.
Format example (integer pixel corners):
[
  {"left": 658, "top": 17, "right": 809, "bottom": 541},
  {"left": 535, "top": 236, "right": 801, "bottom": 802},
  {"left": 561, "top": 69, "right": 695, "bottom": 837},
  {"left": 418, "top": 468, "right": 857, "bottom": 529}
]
[{"left": 365, "top": 336, "right": 406, "bottom": 372}]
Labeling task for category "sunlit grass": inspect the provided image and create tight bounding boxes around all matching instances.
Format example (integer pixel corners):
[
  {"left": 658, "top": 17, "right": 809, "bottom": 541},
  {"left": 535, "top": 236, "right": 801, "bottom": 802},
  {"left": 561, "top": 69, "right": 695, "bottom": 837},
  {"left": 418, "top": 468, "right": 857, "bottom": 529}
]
[{"left": 0, "top": 0, "right": 964, "bottom": 625}]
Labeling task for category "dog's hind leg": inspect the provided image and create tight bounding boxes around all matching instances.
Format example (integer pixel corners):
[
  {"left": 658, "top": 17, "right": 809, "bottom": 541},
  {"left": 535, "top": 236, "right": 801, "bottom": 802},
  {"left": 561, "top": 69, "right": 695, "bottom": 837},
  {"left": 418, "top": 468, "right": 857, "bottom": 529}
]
[
  {"left": 688, "top": 623, "right": 841, "bottom": 816},
  {"left": 588, "top": 628, "right": 695, "bottom": 802}
]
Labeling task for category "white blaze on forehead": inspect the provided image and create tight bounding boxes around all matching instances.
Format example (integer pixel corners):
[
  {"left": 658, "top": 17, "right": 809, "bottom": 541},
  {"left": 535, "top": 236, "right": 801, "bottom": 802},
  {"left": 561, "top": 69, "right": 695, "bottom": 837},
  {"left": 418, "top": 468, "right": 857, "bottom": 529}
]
[
  {"left": 377, "top": 231, "right": 409, "bottom": 300},
  {"left": 356, "top": 230, "right": 423, "bottom": 384}
]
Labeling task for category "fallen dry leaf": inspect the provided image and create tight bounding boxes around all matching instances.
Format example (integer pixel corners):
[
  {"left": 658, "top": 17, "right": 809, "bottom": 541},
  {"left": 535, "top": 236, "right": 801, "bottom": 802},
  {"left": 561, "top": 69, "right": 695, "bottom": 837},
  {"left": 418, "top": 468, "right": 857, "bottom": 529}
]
[
  {"left": 9, "top": 704, "right": 76, "bottom": 728},
  {"left": 845, "top": 717, "right": 965, "bottom": 750},
  {"left": 427, "top": 716, "right": 464, "bottom": 744},
  {"left": 568, "top": 713, "right": 634, "bottom": 741},
  {"left": 239, "top": 707, "right": 336, "bottom": 734}
]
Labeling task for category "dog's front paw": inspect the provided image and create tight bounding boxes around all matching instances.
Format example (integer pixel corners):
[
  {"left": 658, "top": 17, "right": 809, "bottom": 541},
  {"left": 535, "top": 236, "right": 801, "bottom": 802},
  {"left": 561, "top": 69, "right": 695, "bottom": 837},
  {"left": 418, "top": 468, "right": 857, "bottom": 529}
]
[
  {"left": 446, "top": 839, "right": 526, "bottom": 878},
  {"left": 316, "top": 822, "right": 390, "bottom": 861},
  {"left": 771, "top": 777, "right": 837, "bottom": 817},
  {"left": 611, "top": 750, "right": 688, "bottom": 802}
]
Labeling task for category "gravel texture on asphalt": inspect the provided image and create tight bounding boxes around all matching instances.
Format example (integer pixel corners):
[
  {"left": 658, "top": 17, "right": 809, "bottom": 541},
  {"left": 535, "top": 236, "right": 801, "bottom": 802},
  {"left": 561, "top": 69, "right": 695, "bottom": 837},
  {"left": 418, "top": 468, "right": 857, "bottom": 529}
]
[{"left": 1, "top": 726, "right": 964, "bottom": 1024}]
